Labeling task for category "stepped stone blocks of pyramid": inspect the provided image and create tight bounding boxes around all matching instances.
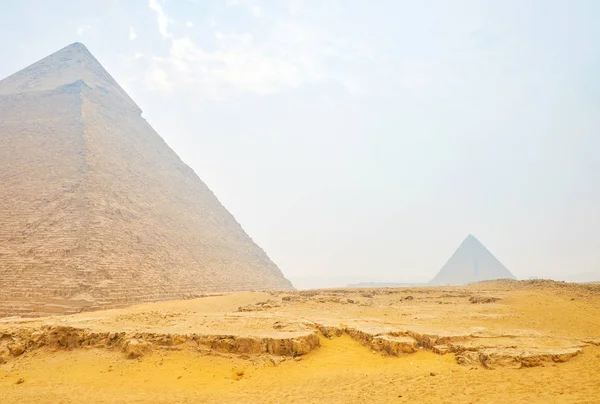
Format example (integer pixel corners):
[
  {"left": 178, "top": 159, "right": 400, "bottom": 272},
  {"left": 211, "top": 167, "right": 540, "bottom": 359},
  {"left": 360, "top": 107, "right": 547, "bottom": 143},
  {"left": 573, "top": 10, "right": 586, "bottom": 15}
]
[
  {"left": 0, "top": 43, "right": 293, "bottom": 318},
  {"left": 429, "top": 234, "right": 516, "bottom": 285}
]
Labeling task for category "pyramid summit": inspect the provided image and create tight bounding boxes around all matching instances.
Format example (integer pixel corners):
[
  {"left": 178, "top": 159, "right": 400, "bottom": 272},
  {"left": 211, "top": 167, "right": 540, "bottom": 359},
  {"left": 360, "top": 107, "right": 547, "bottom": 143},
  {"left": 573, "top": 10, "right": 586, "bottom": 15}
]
[
  {"left": 429, "top": 234, "right": 516, "bottom": 285},
  {"left": 0, "top": 43, "right": 292, "bottom": 317},
  {"left": 0, "top": 42, "right": 139, "bottom": 111}
]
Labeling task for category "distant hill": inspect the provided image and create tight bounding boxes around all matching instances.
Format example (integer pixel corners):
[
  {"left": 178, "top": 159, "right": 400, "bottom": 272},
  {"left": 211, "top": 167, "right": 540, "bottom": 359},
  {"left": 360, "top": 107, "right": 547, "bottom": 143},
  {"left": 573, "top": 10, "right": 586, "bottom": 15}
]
[
  {"left": 290, "top": 275, "right": 431, "bottom": 290},
  {"left": 346, "top": 282, "right": 428, "bottom": 288},
  {"left": 429, "top": 234, "right": 515, "bottom": 286},
  {"left": 288, "top": 276, "right": 370, "bottom": 290},
  {"left": 559, "top": 272, "right": 600, "bottom": 283}
]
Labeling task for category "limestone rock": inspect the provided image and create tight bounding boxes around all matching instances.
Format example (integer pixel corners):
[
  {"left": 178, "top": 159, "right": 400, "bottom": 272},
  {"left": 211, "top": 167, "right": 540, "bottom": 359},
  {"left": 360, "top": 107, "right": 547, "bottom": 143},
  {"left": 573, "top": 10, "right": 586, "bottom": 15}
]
[
  {"left": 237, "top": 300, "right": 281, "bottom": 312},
  {"left": 371, "top": 335, "right": 418, "bottom": 356},
  {"left": 317, "top": 324, "right": 344, "bottom": 339},
  {"left": 455, "top": 347, "right": 583, "bottom": 369},
  {"left": 7, "top": 342, "right": 25, "bottom": 357},
  {"left": 123, "top": 339, "right": 152, "bottom": 359},
  {"left": 432, "top": 345, "right": 450, "bottom": 355},
  {"left": 0, "top": 348, "right": 9, "bottom": 364},
  {"left": 469, "top": 296, "right": 501, "bottom": 304}
]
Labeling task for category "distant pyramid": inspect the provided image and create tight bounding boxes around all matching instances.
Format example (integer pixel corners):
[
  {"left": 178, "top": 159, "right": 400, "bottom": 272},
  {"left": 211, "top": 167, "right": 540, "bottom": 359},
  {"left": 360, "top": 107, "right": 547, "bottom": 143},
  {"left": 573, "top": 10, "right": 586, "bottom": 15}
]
[
  {"left": 0, "top": 43, "right": 292, "bottom": 317},
  {"left": 429, "top": 235, "right": 515, "bottom": 285}
]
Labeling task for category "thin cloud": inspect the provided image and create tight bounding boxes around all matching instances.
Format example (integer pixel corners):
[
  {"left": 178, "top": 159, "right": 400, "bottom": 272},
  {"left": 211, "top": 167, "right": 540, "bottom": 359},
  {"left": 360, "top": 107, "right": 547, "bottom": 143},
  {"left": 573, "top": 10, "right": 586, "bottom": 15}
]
[
  {"left": 146, "top": 67, "right": 172, "bottom": 92},
  {"left": 76, "top": 24, "right": 92, "bottom": 37},
  {"left": 129, "top": 26, "right": 138, "bottom": 41},
  {"left": 140, "top": 1, "right": 371, "bottom": 98},
  {"left": 148, "top": 0, "right": 172, "bottom": 39},
  {"left": 251, "top": 6, "right": 262, "bottom": 18}
]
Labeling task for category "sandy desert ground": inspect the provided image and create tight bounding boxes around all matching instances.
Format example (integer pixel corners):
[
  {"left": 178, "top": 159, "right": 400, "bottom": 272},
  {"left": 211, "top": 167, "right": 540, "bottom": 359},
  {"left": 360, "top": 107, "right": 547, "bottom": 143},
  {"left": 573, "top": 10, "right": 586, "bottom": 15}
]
[{"left": 1, "top": 280, "right": 600, "bottom": 403}]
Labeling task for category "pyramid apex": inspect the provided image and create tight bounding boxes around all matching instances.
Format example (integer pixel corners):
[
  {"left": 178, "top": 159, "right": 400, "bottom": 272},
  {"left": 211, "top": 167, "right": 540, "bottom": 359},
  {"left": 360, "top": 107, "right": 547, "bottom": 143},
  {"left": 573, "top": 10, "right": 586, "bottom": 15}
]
[
  {"left": 51, "top": 42, "right": 97, "bottom": 64},
  {"left": 65, "top": 42, "right": 90, "bottom": 51},
  {"left": 0, "top": 42, "right": 140, "bottom": 113},
  {"left": 463, "top": 233, "right": 480, "bottom": 245}
]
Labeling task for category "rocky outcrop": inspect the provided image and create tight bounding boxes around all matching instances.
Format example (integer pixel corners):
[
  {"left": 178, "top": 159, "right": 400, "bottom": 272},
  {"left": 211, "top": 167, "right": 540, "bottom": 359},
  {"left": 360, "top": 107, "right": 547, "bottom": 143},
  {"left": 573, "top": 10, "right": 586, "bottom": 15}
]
[
  {"left": 237, "top": 300, "right": 281, "bottom": 312},
  {"left": 0, "top": 325, "right": 320, "bottom": 360},
  {"left": 371, "top": 335, "right": 418, "bottom": 355},
  {"left": 469, "top": 296, "right": 501, "bottom": 304},
  {"left": 123, "top": 339, "right": 152, "bottom": 359},
  {"left": 309, "top": 322, "right": 588, "bottom": 368},
  {"left": 456, "top": 347, "right": 582, "bottom": 369},
  {"left": 0, "top": 319, "right": 593, "bottom": 369}
]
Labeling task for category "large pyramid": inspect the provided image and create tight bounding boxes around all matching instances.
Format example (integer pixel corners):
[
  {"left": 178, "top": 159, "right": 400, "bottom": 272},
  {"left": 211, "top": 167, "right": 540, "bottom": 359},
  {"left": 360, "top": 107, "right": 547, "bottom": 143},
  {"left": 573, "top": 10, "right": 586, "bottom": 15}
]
[
  {"left": 0, "top": 43, "right": 293, "bottom": 317},
  {"left": 429, "top": 234, "right": 516, "bottom": 285}
]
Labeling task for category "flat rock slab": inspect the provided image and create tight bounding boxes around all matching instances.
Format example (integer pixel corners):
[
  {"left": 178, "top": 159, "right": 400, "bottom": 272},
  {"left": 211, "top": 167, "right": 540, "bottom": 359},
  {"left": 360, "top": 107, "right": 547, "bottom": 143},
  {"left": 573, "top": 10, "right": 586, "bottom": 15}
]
[{"left": 2, "top": 284, "right": 599, "bottom": 370}]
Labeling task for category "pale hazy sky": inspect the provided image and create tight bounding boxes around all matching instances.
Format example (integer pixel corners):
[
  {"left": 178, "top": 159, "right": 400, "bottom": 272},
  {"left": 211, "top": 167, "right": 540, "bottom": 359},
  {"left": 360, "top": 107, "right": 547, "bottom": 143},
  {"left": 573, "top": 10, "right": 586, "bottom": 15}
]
[{"left": 1, "top": 0, "right": 599, "bottom": 286}]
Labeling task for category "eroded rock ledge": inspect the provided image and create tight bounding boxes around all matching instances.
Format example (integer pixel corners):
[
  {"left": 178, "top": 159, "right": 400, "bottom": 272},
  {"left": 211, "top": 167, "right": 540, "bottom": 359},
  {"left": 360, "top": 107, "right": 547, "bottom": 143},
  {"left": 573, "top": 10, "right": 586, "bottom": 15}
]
[
  {"left": 0, "top": 321, "right": 592, "bottom": 370},
  {"left": 0, "top": 325, "right": 319, "bottom": 363},
  {"left": 314, "top": 322, "right": 588, "bottom": 369}
]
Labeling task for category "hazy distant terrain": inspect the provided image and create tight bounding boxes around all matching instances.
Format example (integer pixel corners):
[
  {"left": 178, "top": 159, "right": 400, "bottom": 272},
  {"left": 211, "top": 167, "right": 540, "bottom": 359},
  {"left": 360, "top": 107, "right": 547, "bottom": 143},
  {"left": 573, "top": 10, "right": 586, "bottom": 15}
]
[
  {"left": 346, "top": 282, "right": 428, "bottom": 288},
  {"left": 558, "top": 272, "right": 600, "bottom": 283},
  {"left": 289, "top": 276, "right": 431, "bottom": 290}
]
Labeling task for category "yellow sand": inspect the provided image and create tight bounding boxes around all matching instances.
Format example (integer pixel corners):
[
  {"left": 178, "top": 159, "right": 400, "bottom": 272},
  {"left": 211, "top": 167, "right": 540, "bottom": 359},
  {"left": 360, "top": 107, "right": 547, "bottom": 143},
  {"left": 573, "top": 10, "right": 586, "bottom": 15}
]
[{"left": 2, "top": 281, "right": 600, "bottom": 403}]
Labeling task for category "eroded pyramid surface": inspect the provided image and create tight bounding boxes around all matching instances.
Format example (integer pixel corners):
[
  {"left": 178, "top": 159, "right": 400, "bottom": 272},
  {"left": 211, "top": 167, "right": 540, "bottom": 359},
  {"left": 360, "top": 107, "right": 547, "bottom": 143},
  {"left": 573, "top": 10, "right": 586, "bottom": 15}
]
[
  {"left": 429, "top": 235, "right": 515, "bottom": 285},
  {"left": 0, "top": 43, "right": 292, "bottom": 317}
]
